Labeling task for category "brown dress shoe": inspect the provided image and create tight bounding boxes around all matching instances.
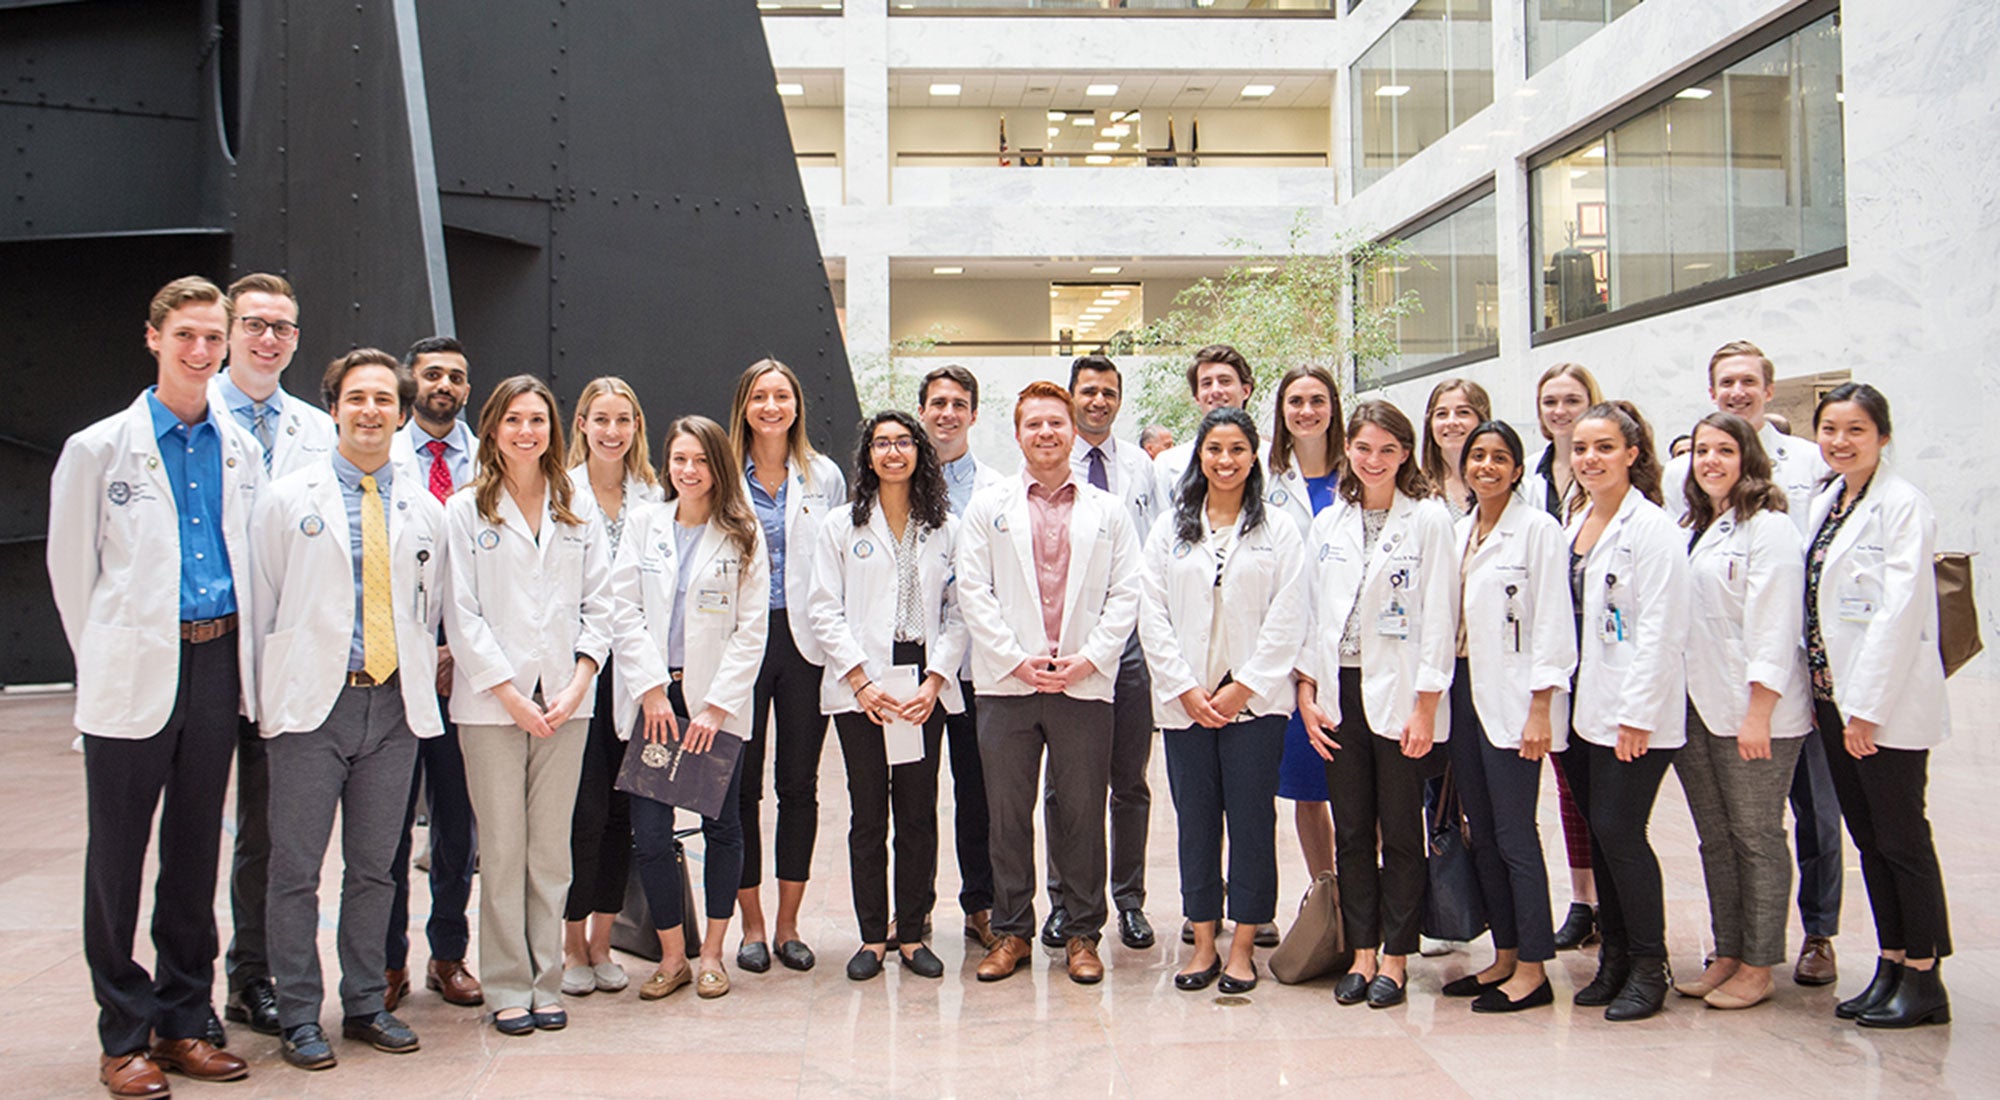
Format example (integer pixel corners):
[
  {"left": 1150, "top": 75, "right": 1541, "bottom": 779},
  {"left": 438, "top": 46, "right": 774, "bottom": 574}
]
[
  {"left": 99, "top": 1052, "right": 170, "bottom": 1099},
  {"left": 976, "top": 935, "right": 1034, "bottom": 982},
  {"left": 383, "top": 967, "right": 410, "bottom": 1012},
  {"left": 1795, "top": 935, "right": 1837, "bottom": 986},
  {"left": 1066, "top": 937, "right": 1104, "bottom": 984},
  {"left": 427, "top": 958, "right": 485, "bottom": 1005},
  {"left": 964, "top": 910, "right": 998, "bottom": 950},
  {"left": 151, "top": 1038, "right": 248, "bottom": 1082}
]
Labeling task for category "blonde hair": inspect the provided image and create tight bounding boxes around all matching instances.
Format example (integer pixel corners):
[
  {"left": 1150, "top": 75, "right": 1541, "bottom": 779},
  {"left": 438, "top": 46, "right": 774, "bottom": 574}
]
[
  {"left": 728, "top": 359, "right": 823, "bottom": 491},
  {"left": 1534, "top": 362, "right": 1603, "bottom": 440},
  {"left": 1418, "top": 377, "right": 1493, "bottom": 491},
  {"left": 472, "top": 375, "right": 584, "bottom": 528},
  {"left": 148, "top": 276, "right": 227, "bottom": 330},
  {"left": 566, "top": 376, "right": 659, "bottom": 489}
]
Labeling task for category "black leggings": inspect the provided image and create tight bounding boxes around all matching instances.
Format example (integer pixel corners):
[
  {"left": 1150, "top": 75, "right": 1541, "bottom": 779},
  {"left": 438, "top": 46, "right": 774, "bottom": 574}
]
[
  {"left": 1557, "top": 739, "right": 1676, "bottom": 960},
  {"left": 632, "top": 680, "right": 748, "bottom": 931},
  {"left": 565, "top": 664, "right": 631, "bottom": 920},
  {"left": 738, "top": 608, "right": 828, "bottom": 888},
  {"left": 1814, "top": 700, "right": 1951, "bottom": 958},
  {"left": 1448, "top": 661, "right": 1555, "bottom": 962}
]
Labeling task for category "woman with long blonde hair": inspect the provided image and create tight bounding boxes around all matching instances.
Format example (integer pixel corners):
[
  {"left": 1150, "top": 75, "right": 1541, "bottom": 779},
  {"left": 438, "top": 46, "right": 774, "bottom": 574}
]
[{"left": 1419, "top": 378, "right": 1492, "bottom": 519}]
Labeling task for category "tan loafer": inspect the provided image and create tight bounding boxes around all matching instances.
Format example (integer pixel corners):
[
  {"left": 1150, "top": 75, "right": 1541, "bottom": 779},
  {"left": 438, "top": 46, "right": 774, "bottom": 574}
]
[
  {"left": 696, "top": 965, "right": 731, "bottom": 1000},
  {"left": 639, "top": 965, "right": 692, "bottom": 1001}
]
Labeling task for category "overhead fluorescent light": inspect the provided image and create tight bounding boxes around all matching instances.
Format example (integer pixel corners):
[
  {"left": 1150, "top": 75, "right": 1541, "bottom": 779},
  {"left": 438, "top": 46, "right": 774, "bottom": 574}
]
[
  {"left": 1089, "top": 266, "right": 1123, "bottom": 274},
  {"left": 1049, "top": 290, "right": 1060, "bottom": 298},
  {"left": 1084, "top": 155, "right": 1112, "bottom": 164},
  {"left": 1835, "top": 91, "right": 1845, "bottom": 102},
  {"left": 1092, "top": 142, "right": 1120, "bottom": 152},
  {"left": 776, "top": 83, "right": 804, "bottom": 96},
  {"left": 1675, "top": 87, "right": 1713, "bottom": 100},
  {"left": 1086, "top": 84, "right": 1119, "bottom": 97},
  {"left": 1375, "top": 85, "right": 1411, "bottom": 98},
  {"left": 932, "top": 266, "right": 964, "bottom": 275},
  {"left": 1104, "top": 289, "right": 1132, "bottom": 297},
  {"left": 1585, "top": 144, "right": 1606, "bottom": 158},
  {"left": 1048, "top": 110, "right": 1067, "bottom": 121},
  {"left": 1241, "top": 84, "right": 1276, "bottom": 98},
  {"left": 1569, "top": 168, "right": 1588, "bottom": 179},
  {"left": 1071, "top": 117, "right": 1095, "bottom": 126},
  {"left": 929, "top": 83, "right": 962, "bottom": 96},
  {"left": 1101, "top": 124, "right": 1131, "bottom": 137},
  {"left": 1084, "top": 308, "right": 1111, "bottom": 316},
  {"left": 1048, "top": 127, "right": 1060, "bottom": 137}
]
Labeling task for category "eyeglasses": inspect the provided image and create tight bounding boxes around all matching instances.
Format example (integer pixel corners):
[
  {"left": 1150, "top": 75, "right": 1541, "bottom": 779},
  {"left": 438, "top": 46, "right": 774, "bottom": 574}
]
[
  {"left": 238, "top": 317, "right": 301, "bottom": 340},
  {"left": 870, "top": 437, "right": 917, "bottom": 453}
]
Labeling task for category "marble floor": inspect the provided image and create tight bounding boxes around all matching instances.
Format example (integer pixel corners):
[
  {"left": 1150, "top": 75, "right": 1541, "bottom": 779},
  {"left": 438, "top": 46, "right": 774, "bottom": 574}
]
[{"left": 3, "top": 681, "right": 1998, "bottom": 1099}]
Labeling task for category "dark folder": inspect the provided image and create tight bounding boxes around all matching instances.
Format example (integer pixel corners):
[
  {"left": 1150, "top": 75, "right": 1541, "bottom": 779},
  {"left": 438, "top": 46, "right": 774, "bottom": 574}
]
[{"left": 614, "top": 728, "right": 743, "bottom": 820}]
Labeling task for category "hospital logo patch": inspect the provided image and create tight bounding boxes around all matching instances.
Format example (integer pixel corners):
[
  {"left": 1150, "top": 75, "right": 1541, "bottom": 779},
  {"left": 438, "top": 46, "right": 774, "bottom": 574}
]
[
  {"left": 477, "top": 529, "right": 501, "bottom": 550},
  {"left": 300, "top": 514, "right": 326, "bottom": 537},
  {"left": 107, "top": 481, "right": 132, "bottom": 506}
]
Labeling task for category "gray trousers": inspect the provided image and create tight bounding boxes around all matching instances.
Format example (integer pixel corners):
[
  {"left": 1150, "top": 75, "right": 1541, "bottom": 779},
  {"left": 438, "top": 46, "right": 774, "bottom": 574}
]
[
  {"left": 226, "top": 716, "right": 270, "bottom": 992},
  {"left": 1045, "top": 632, "right": 1152, "bottom": 913},
  {"left": 265, "top": 682, "right": 420, "bottom": 1028},
  {"left": 1674, "top": 705, "right": 1805, "bottom": 967},
  {"left": 460, "top": 716, "right": 589, "bottom": 1011},
  {"left": 979, "top": 692, "right": 1114, "bottom": 942}
]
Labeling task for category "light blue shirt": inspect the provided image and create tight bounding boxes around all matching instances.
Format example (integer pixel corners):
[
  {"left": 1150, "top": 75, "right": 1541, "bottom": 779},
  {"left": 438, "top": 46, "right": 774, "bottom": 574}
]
[
  {"left": 147, "top": 388, "right": 235, "bottom": 621},
  {"left": 216, "top": 371, "right": 290, "bottom": 467},
  {"left": 403, "top": 419, "right": 475, "bottom": 495},
  {"left": 668, "top": 522, "right": 706, "bottom": 669},
  {"left": 332, "top": 453, "right": 396, "bottom": 671},
  {"left": 942, "top": 451, "right": 981, "bottom": 517},
  {"left": 745, "top": 458, "right": 788, "bottom": 609}
]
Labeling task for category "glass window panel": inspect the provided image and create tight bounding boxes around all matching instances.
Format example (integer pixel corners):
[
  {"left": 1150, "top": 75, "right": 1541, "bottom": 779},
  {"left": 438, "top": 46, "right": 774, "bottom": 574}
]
[
  {"left": 1352, "top": 0, "right": 1492, "bottom": 192},
  {"left": 1377, "top": 191, "right": 1499, "bottom": 373},
  {"left": 1525, "top": 0, "right": 1644, "bottom": 75}
]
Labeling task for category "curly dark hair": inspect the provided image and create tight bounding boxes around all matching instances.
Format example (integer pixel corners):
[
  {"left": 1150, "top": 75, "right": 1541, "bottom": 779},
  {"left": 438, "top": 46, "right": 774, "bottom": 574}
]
[
  {"left": 849, "top": 409, "right": 950, "bottom": 532},
  {"left": 1174, "top": 407, "right": 1268, "bottom": 546}
]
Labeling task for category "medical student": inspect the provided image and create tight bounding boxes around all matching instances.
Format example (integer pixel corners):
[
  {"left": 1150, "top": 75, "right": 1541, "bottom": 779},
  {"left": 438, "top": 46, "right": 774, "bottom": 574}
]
[
  {"left": 1263, "top": 365, "right": 1343, "bottom": 893},
  {"left": 809, "top": 410, "right": 967, "bottom": 981},
  {"left": 559, "top": 376, "right": 665, "bottom": 998},
  {"left": 1663, "top": 340, "right": 1843, "bottom": 988},
  {"left": 1671, "top": 412, "right": 1813, "bottom": 1012},
  {"left": 1521, "top": 361, "right": 1605, "bottom": 951},
  {"left": 1152, "top": 344, "right": 1255, "bottom": 506},
  {"left": 918, "top": 364, "right": 1005, "bottom": 950},
  {"left": 1563, "top": 401, "right": 1690, "bottom": 1023},
  {"left": 730, "top": 358, "right": 847, "bottom": 974},
  {"left": 250, "top": 350, "right": 444, "bottom": 1069},
  {"left": 611, "top": 415, "right": 770, "bottom": 1002},
  {"left": 1442, "top": 420, "right": 1575, "bottom": 1014},
  {"left": 1139, "top": 407, "right": 1306, "bottom": 994},
  {"left": 1418, "top": 378, "right": 1492, "bottom": 520},
  {"left": 1805, "top": 383, "right": 1952, "bottom": 1029},
  {"left": 444, "top": 375, "right": 616, "bottom": 1036},
  {"left": 1295, "top": 400, "right": 1456, "bottom": 1010},
  {"left": 49, "top": 276, "right": 259, "bottom": 1099}
]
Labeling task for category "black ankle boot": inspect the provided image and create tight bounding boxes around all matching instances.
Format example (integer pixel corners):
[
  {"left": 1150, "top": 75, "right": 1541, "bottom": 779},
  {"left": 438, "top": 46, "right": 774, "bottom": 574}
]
[
  {"left": 1835, "top": 958, "right": 1902, "bottom": 1020},
  {"left": 1553, "top": 903, "right": 1599, "bottom": 951},
  {"left": 1857, "top": 964, "right": 1949, "bottom": 1028},
  {"left": 1573, "top": 943, "right": 1630, "bottom": 1007},
  {"left": 1605, "top": 957, "right": 1670, "bottom": 1021}
]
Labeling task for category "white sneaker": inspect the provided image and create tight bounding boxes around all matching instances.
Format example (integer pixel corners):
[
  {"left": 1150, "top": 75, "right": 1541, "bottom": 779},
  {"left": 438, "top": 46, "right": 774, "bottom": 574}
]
[
  {"left": 593, "top": 960, "right": 629, "bottom": 993},
  {"left": 561, "top": 964, "right": 596, "bottom": 996}
]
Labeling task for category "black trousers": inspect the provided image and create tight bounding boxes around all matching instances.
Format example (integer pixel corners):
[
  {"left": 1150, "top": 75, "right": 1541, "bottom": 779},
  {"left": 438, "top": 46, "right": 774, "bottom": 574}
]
[
  {"left": 632, "top": 681, "right": 747, "bottom": 931},
  {"left": 83, "top": 633, "right": 240, "bottom": 1056},
  {"left": 1814, "top": 700, "right": 1952, "bottom": 958},
  {"left": 1162, "top": 714, "right": 1286, "bottom": 925},
  {"left": 1558, "top": 739, "right": 1677, "bottom": 960},
  {"left": 224, "top": 715, "right": 269, "bottom": 991},
  {"left": 943, "top": 678, "right": 993, "bottom": 914},
  {"left": 566, "top": 663, "right": 632, "bottom": 920},
  {"left": 739, "top": 607, "right": 827, "bottom": 888},
  {"left": 835, "top": 641, "right": 948, "bottom": 944},
  {"left": 1046, "top": 631, "right": 1153, "bottom": 913},
  {"left": 1324, "top": 667, "right": 1439, "bottom": 956},
  {"left": 385, "top": 699, "right": 478, "bottom": 968},
  {"left": 1447, "top": 661, "right": 1556, "bottom": 962}
]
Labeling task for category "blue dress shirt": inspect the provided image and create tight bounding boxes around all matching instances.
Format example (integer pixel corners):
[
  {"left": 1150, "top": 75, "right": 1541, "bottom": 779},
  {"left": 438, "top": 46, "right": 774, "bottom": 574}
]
[
  {"left": 942, "top": 451, "right": 981, "bottom": 517},
  {"left": 745, "top": 458, "right": 788, "bottom": 609},
  {"left": 148, "top": 388, "right": 236, "bottom": 621}
]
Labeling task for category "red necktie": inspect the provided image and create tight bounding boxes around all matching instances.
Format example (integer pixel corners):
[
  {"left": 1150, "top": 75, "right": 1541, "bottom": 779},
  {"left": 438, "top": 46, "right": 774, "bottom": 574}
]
[{"left": 426, "top": 439, "right": 453, "bottom": 503}]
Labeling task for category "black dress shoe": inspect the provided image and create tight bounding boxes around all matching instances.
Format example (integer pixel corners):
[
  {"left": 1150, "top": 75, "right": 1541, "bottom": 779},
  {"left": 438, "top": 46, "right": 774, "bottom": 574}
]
[
  {"left": 1836, "top": 958, "right": 1902, "bottom": 1019},
  {"left": 1334, "top": 971, "right": 1372, "bottom": 1005},
  {"left": 1573, "top": 944, "right": 1631, "bottom": 1007},
  {"left": 899, "top": 944, "right": 945, "bottom": 980},
  {"left": 846, "top": 947, "right": 885, "bottom": 982},
  {"left": 1605, "top": 957, "right": 1670, "bottom": 1021},
  {"left": 342, "top": 1011, "right": 419, "bottom": 1053},
  {"left": 281, "top": 1023, "right": 338, "bottom": 1070},
  {"left": 225, "top": 978, "right": 281, "bottom": 1036},
  {"left": 1218, "top": 962, "right": 1260, "bottom": 995},
  {"left": 204, "top": 1009, "right": 229, "bottom": 1050},
  {"left": 1553, "top": 903, "right": 1599, "bottom": 950},
  {"left": 1254, "top": 923, "right": 1281, "bottom": 948},
  {"left": 776, "top": 939, "right": 816, "bottom": 972},
  {"left": 1366, "top": 974, "right": 1406, "bottom": 1008},
  {"left": 1857, "top": 964, "right": 1950, "bottom": 1028},
  {"left": 1441, "top": 972, "right": 1506, "bottom": 998},
  {"left": 1181, "top": 919, "right": 1196, "bottom": 946},
  {"left": 1117, "top": 909, "right": 1156, "bottom": 950},
  {"left": 1472, "top": 980, "right": 1554, "bottom": 1014},
  {"left": 1175, "top": 959, "right": 1223, "bottom": 992},
  {"left": 1041, "top": 907, "right": 1070, "bottom": 950},
  {"left": 736, "top": 941, "right": 772, "bottom": 973},
  {"left": 530, "top": 1005, "right": 568, "bottom": 1031}
]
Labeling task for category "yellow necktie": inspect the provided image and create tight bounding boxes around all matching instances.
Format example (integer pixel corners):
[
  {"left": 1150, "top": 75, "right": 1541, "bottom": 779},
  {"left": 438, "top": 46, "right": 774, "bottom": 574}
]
[{"left": 361, "top": 474, "right": 398, "bottom": 682}]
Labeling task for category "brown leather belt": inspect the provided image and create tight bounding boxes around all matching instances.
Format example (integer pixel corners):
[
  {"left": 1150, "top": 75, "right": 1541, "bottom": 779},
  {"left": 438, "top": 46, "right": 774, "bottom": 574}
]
[
  {"left": 180, "top": 614, "right": 238, "bottom": 644},
  {"left": 347, "top": 669, "right": 398, "bottom": 688},
  {"left": 670, "top": 669, "right": 684, "bottom": 681}
]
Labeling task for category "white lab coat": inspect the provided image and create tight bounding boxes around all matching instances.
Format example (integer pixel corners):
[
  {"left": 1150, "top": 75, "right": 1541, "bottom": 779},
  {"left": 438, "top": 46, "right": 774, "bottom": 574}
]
[
  {"left": 442, "top": 483, "right": 616, "bottom": 726},
  {"left": 1151, "top": 439, "right": 1194, "bottom": 517},
  {"left": 47, "top": 391, "right": 263, "bottom": 738},
  {"left": 249, "top": 459, "right": 447, "bottom": 737},
  {"left": 1262, "top": 453, "right": 1333, "bottom": 538},
  {"left": 807, "top": 504, "right": 969, "bottom": 716},
  {"left": 1665, "top": 422, "right": 1827, "bottom": 537},
  {"left": 1297, "top": 492, "right": 1458, "bottom": 741},
  {"left": 1072, "top": 434, "right": 1155, "bottom": 538},
  {"left": 1455, "top": 496, "right": 1576, "bottom": 751},
  {"left": 956, "top": 474, "right": 1142, "bottom": 702},
  {"left": 565, "top": 462, "right": 666, "bottom": 531},
  {"left": 1520, "top": 442, "right": 1576, "bottom": 521},
  {"left": 1805, "top": 470, "right": 1950, "bottom": 749},
  {"left": 609, "top": 500, "right": 770, "bottom": 740},
  {"left": 1567, "top": 490, "right": 1691, "bottom": 749},
  {"left": 1137, "top": 509, "right": 1307, "bottom": 729},
  {"left": 209, "top": 373, "right": 337, "bottom": 479},
  {"left": 749, "top": 452, "right": 846, "bottom": 665},
  {"left": 1684, "top": 508, "right": 1813, "bottom": 740}
]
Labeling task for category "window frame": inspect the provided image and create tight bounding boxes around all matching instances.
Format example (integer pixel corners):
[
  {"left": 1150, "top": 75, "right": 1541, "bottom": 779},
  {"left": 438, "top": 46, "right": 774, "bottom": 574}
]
[{"left": 1371, "top": 175, "right": 1502, "bottom": 386}]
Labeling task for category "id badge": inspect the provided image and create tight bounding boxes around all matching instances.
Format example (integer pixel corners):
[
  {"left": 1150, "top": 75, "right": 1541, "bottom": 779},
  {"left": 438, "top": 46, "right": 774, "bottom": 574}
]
[
  {"left": 1376, "top": 609, "right": 1410, "bottom": 639},
  {"left": 1599, "top": 606, "right": 1626, "bottom": 644},
  {"left": 696, "top": 586, "right": 732, "bottom": 615},
  {"left": 1838, "top": 594, "right": 1875, "bottom": 623}
]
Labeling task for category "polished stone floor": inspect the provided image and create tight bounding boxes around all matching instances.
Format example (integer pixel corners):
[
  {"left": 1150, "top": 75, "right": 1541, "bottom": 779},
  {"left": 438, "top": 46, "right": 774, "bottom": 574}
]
[{"left": 3, "top": 680, "right": 1997, "bottom": 1099}]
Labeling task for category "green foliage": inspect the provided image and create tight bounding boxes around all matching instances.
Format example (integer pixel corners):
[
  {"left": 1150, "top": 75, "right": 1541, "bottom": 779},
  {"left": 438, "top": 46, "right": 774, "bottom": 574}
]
[
  {"left": 851, "top": 326, "right": 956, "bottom": 414},
  {"left": 1130, "top": 212, "right": 1419, "bottom": 438}
]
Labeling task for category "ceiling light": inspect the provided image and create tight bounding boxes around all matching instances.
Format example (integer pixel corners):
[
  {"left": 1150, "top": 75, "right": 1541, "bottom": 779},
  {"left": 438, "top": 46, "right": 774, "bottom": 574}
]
[
  {"left": 1102, "top": 124, "right": 1131, "bottom": 137},
  {"left": 1105, "top": 289, "right": 1132, "bottom": 297},
  {"left": 1050, "top": 290, "right": 1060, "bottom": 298},
  {"left": 1048, "top": 127, "right": 1060, "bottom": 136},
  {"left": 776, "top": 83, "right": 804, "bottom": 96},
  {"left": 1835, "top": 91, "right": 1845, "bottom": 102},
  {"left": 1684, "top": 262, "right": 1714, "bottom": 271},
  {"left": 1048, "top": 110, "right": 1067, "bottom": 121},
  {"left": 1242, "top": 84, "right": 1276, "bottom": 98},
  {"left": 932, "top": 266, "right": 964, "bottom": 275},
  {"left": 1675, "top": 87, "right": 1713, "bottom": 100},
  {"left": 1084, "top": 308, "right": 1111, "bottom": 316},
  {"left": 1375, "top": 85, "right": 1410, "bottom": 98},
  {"left": 1085, "top": 155, "right": 1112, "bottom": 164},
  {"left": 1585, "top": 145, "right": 1606, "bottom": 158},
  {"left": 930, "top": 83, "right": 961, "bottom": 96},
  {"left": 1090, "top": 266, "right": 1122, "bottom": 274},
  {"left": 1092, "top": 142, "right": 1119, "bottom": 152},
  {"left": 1071, "top": 117, "right": 1095, "bottom": 126},
  {"left": 1086, "top": 84, "right": 1119, "bottom": 97},
  {"left": 1570, "top": 168, "right": 1588, "bottom": 179}
]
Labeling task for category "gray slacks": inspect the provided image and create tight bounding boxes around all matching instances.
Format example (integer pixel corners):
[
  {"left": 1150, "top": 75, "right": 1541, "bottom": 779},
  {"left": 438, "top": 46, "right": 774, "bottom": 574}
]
[
  {"left": 1045, "top": 632, "right": 1152, "bottom": 914},
  {"left": 1674, "top": 704, "right": 1804, "bottom": 967},
  {"left": 979, "top": 692, "right": 1114, "bottom": 942}
]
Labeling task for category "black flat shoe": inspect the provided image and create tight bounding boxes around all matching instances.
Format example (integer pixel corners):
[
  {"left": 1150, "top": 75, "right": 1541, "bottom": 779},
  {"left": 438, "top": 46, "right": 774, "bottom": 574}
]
[
  {"left": 1472, "top": 980, "right": 1554, "bottom": 1014},
  {"left": 1218, "top": 963, "right": 1260, "bottom": 995},
  {"left": 1181, "top": 919, "right": 1196, "bottom": 946},
  {"left": 1366, "top": 974, "right": 1406, "bottom": 1009},
  {"left": 1857, "top": 964, "right": 1950, "bottom": 1029},
  {"left": 776, "top": 939, "right": 816, "bottom": 972},
  {"left": 736, "top": 941, "right": 772, "bottom": 974},
  {"left": 1175, "top": 959, "right": 1223, "bottom": 991},
  {"left": 493, "top": 1011, "right": 535, "bottom": 1037},
  {"left": 1334, "top": 971, "right": 1372, "bottom": 1005},
  {"left": 899, "top": 944, "right": 945, "bottom": 979},
  {"left": 1118, "top": 909, "right": 1156, "bottom": 950},
  {"left": 1041, "top": 906, "right": 1071, "bottom": 950},
  {"left": 530, "top": 1005, "right": 568, "bottom": 1031},
  {"left": 1441, "top": 972, "right": 1507, "bottom": 998},
  {"left": 846, "top": 947, "right": 884, "bottom": 982},
  {"left": 1836, "top": 958, "right": 1902, "bottom": 1019},
  {"left": 204, "top": 1009, "right": 229, "bottom": 1050},
  {"left": 1553, "top": 903, "right": 1599, "bottom": 950},
  {"left": 1254, "top": 923, "right": 1280, "bottom": 948}
]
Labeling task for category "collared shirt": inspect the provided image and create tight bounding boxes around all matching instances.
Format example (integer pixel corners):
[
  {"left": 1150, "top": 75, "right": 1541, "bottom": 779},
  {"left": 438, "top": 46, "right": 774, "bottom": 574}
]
[
  {"left": 668, "top": 521, "right": 706, "bottom": 668},
  {"left": 745, "top": 457, "right": 789, "bottom": 608},
  {"left": 1024, "top": 471, "right": 1078, "bottom": 652},
  {"left": 148, "top": 388, "right": 235, "bottom": 621},
  {"left": 217, "top": 371, "right": 286, "bottom": 462},
  {"left": 333, "top": 452, "right": 396, "bottom": 671},
  {"left": 1070, "top": 434, "right": 1122, "bottom": 496},
  {"left": 942, "top": 451, "right": 982, "bottom": 516},
  {"left": 403, "top": 418, "right": 475, "bottom": 492}
]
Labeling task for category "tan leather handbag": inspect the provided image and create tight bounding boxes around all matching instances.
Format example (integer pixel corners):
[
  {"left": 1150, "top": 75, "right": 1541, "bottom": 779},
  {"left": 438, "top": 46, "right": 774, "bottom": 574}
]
[
  {"left": 1935, "top": 552, "right": 1983, "bottom": 677},
  {"left": 1270, "top": 870, "right": 1349, "bottom": 985}
]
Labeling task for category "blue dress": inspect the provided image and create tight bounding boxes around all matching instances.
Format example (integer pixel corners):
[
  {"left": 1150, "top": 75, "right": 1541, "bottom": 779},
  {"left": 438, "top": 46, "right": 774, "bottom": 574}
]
[{"left": 1278, "top": 471, "right": 1340, "bottom": 802}]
